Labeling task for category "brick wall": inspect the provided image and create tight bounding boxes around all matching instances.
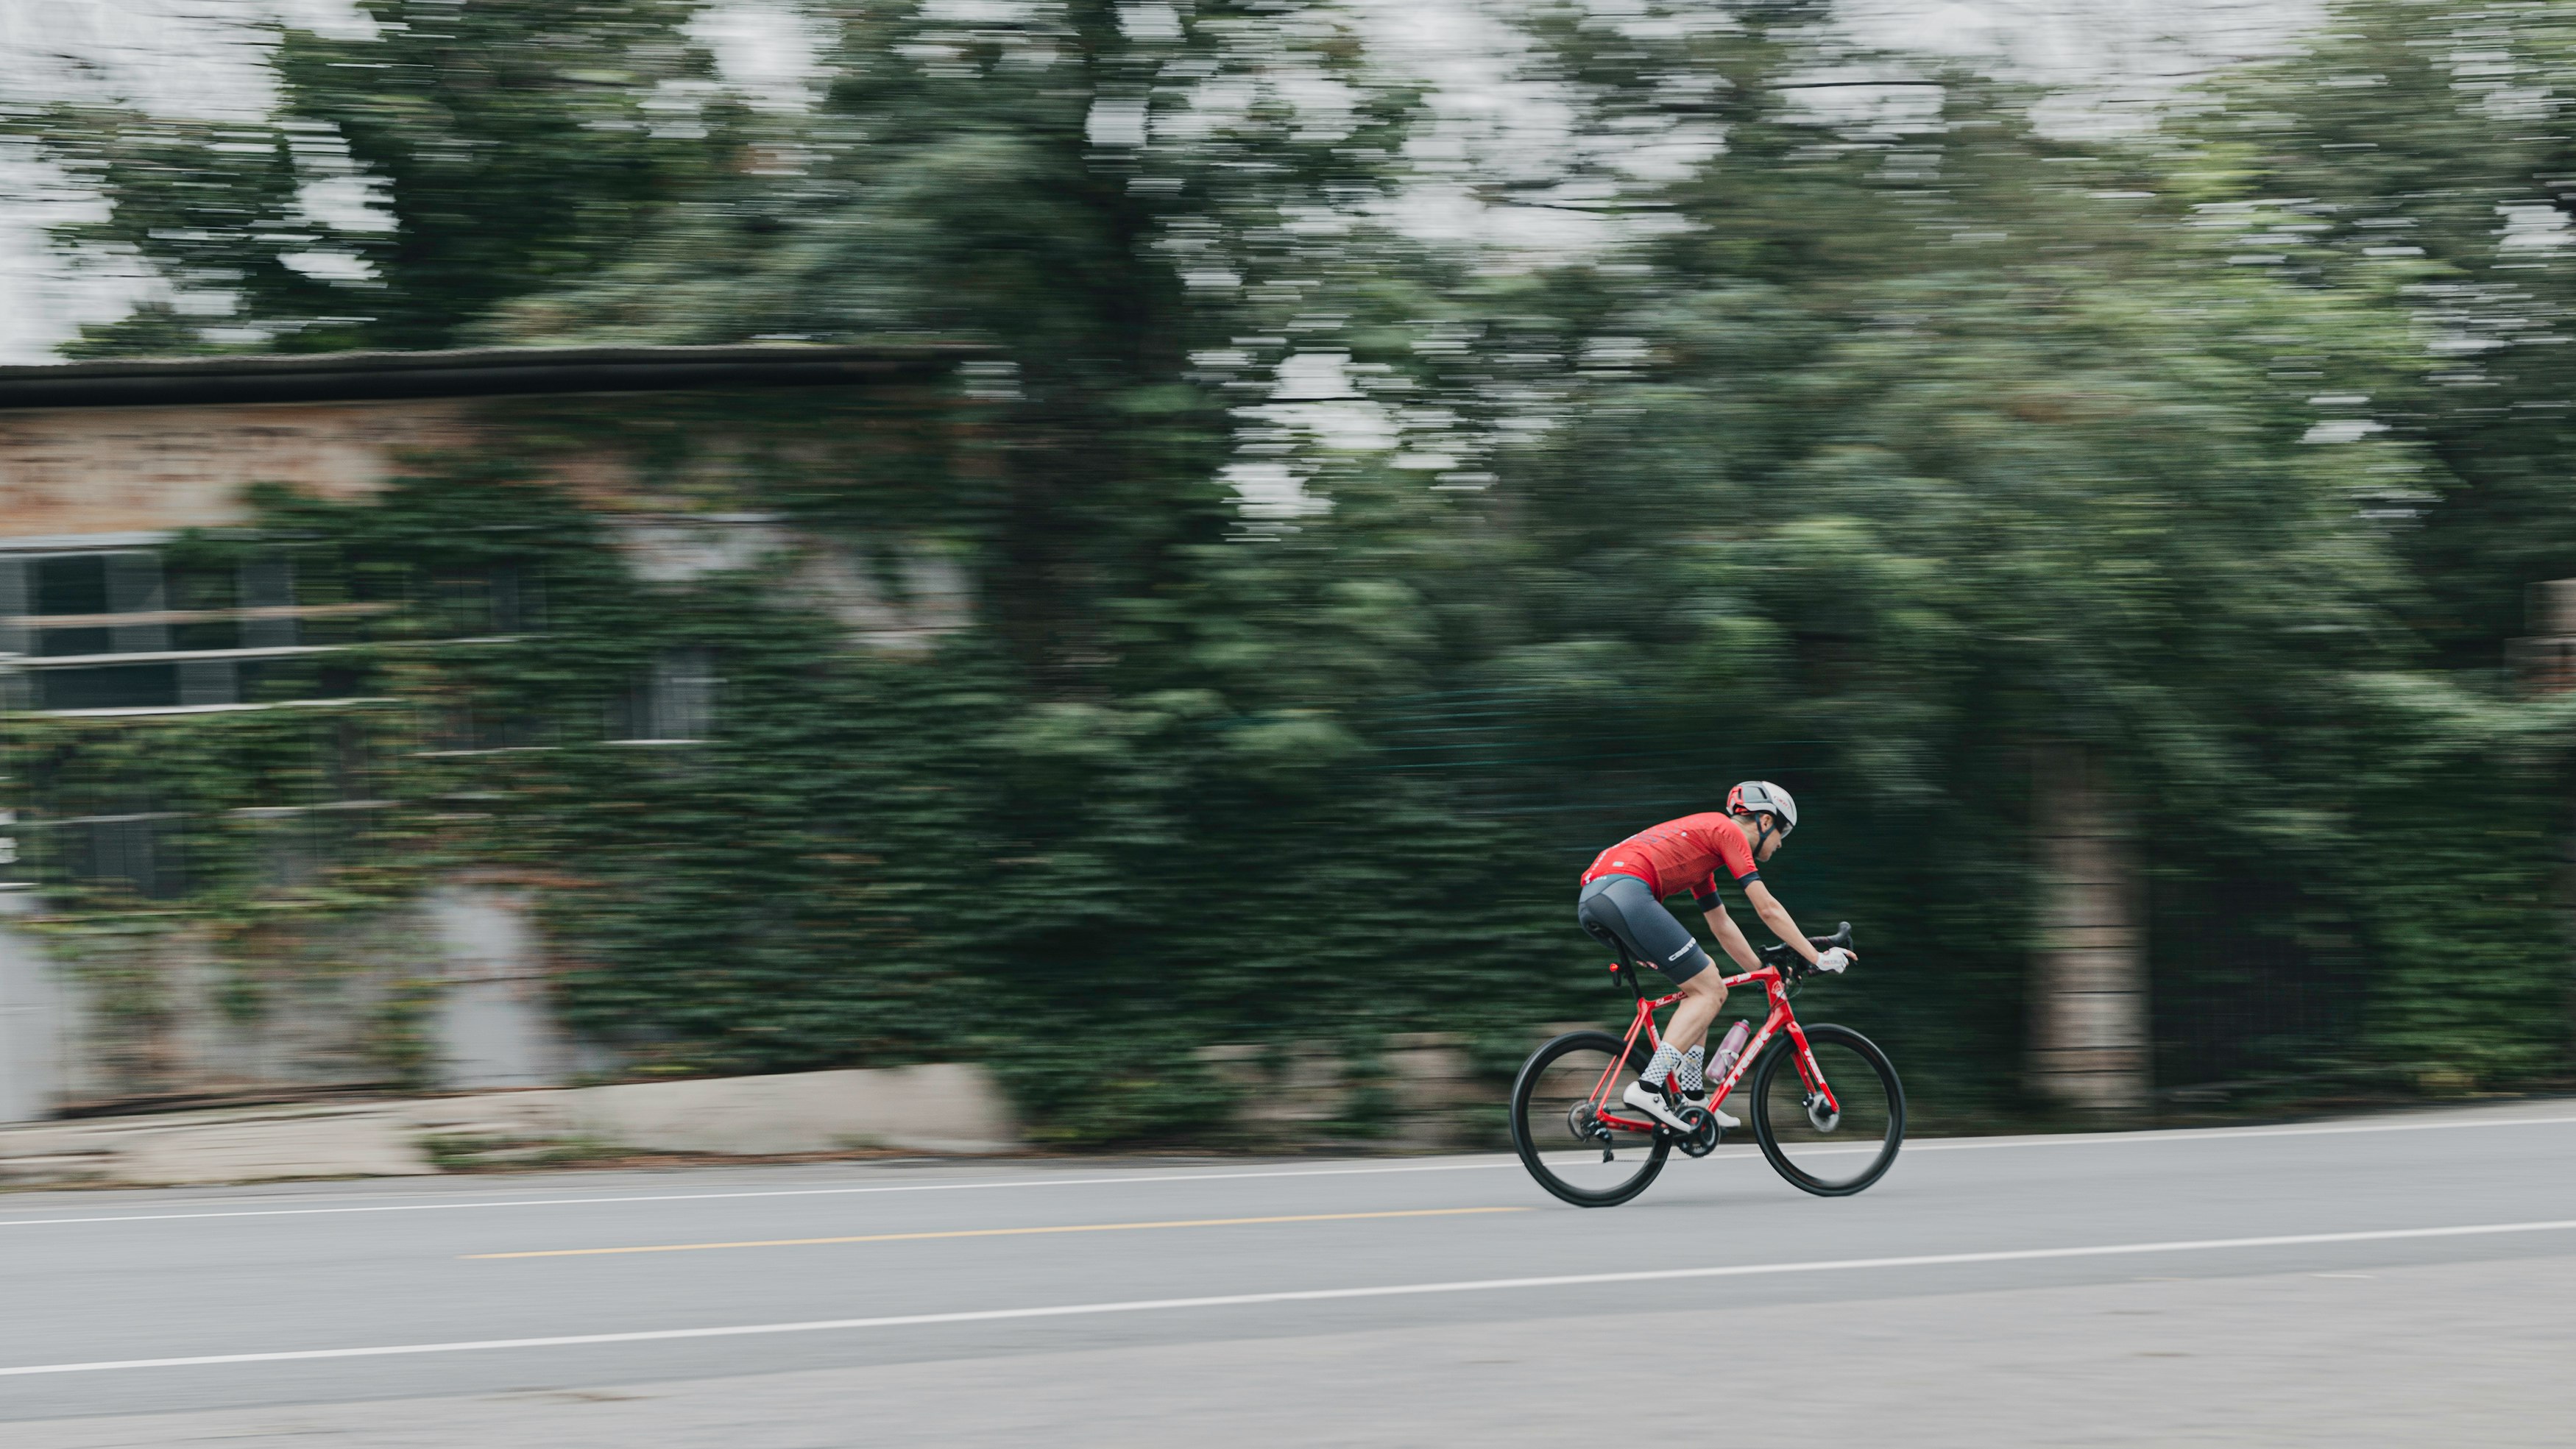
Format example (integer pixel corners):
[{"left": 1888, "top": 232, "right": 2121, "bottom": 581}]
[{"left": 0, "top": 399, "right": 480, "bottom": 540}]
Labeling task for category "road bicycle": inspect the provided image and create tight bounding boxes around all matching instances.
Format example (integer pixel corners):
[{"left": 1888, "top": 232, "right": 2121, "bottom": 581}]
[{"left": 1510, "top": 921, "right": 1904, "bottom": 1208}]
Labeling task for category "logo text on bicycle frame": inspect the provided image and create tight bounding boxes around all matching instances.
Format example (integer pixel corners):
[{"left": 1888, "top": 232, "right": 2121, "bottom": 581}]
[{"left": 1722, "top": 1024, "right": 1777, "bottom": 1090}]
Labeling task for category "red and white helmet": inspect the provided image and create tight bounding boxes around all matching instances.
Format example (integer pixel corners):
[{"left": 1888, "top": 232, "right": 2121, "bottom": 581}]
[{"left": 1725, "top": 780, "right": 1799, "bottom": 838}]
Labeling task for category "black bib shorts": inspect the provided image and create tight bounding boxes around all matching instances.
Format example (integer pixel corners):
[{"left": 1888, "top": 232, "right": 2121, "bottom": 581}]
[{"left": 1577, "top": 873, "right": 1715, "bottom": 984}]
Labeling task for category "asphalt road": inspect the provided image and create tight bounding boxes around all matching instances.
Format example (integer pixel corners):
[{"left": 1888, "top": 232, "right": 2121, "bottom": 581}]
[{"left": 4, "top": 1099, "right": 2575, "bottom": 1447}]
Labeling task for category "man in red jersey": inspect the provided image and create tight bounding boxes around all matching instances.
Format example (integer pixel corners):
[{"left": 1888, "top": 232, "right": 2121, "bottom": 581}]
[{"left": 1575, "top": 781, "right": 1853, "bottom": 1130}]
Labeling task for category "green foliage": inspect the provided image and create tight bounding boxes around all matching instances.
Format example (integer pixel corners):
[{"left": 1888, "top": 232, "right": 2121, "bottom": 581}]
[
  {"left": 13, "top": 0, "right": 732, "bottom": 353},
  {"left": 485, "top": 0, "right": 1449, "bottom": 672},
  {"left": 15, "top": 0, "right": 2576, "bottom": 1140},
  {"left": 2172, "top": 0, "right": 2576, "bottom": 662}
]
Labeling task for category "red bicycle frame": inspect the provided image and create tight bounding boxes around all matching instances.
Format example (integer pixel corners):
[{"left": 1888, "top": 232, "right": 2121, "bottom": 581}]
[{"left": 1587, "top": 960, "right": 1841, "bottom": 1134}]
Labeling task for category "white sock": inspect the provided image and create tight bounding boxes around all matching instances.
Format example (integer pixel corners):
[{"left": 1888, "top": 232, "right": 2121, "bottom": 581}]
[
  {"left": 1640, "top": 1043, "right": 1682, "bottom": 1088},
  {"left": 1677, "top": 1045, "right": 1706, "bottom": 1093}
]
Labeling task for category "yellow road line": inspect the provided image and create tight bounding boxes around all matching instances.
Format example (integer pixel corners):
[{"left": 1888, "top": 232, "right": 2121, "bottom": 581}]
[{"left": 466, "top": 1206, "right": 1529, "bottom": 1260}]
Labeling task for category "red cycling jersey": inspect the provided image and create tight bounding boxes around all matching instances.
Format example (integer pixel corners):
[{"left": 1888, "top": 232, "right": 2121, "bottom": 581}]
[{"left": 1581, "top": 812, "right": 1761, "bottom": 910}]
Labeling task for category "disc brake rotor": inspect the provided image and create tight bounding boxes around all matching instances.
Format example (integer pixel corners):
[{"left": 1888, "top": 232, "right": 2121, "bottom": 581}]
[
  {"left": 1805, "top": 1094, "right": 1841, "bottom": 1133},
  {"left": 1566, "top": 1100, "right": 1604, "bottom": 1143}
]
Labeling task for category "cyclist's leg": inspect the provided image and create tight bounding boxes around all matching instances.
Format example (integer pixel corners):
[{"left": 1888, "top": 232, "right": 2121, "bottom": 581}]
[
  {"left": 1577, "top": 876, "right": 1725, "bottom": 1117},
  {"left": 1664, "top": 970, "right": 1725, "bottom": 1060}
]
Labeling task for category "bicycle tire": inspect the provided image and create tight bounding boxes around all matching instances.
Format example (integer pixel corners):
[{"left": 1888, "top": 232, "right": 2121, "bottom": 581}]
[
  {"left": 1747, "top": 1022, "right": 1904, "bottom": 1197},
  {"left": 1510, "top": 1030, "right": 1671, "bottom": 1208}
]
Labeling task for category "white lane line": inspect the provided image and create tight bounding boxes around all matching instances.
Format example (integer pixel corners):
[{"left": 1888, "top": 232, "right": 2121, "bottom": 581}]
[
  {"left": 1562, "top": 1111, "right": 2576, "bottom": 1163},
  {"left": 0, "top": 1159, "right": 1524, "bottom": 1229},
  {"left": 1643, "top": 1111, "right": 2576, "bottom": 1163},
  {"left": 2, "top": 1110, "right": 2569, "bottom": 1231},
  {"left": 1902, "top": 1113, "right": 2576, "bottom": 1152},
  {"left": 9, "top": 1216, "right": 2574, "bottom": 1378}
]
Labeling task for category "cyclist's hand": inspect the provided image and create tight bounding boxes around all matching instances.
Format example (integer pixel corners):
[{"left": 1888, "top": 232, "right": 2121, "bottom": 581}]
[{"left": 1814, "top": 948, "right": 1852, "bottom": 974}]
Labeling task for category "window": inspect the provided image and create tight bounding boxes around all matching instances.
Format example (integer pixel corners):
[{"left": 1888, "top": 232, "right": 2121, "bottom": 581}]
[
  {"left": 43, "top": 811, "right": 187, "bottom": 901},
  {"left": 1, "top": 546, "right": 519, "bottom": 901},
  {"left": 609, "top": 648, "right": 718, "bottom": 743},
  {"left": 0, "top": 548, "right": 383, "bottom": 717},
  {"left": 431, "top": 564, "right": 537, "bottom": 637}
]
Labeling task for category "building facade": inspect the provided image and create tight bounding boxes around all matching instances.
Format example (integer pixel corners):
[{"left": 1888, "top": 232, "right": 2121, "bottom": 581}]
[{"left": 0, "top": 346, "right": 978, "bottom": 1119}]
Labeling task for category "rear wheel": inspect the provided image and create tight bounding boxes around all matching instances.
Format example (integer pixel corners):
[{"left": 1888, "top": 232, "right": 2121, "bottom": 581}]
[
  {"left": 1748, "top": 1023, "right": 1903, "bottom": 1197},
  {"left": 1511, "top": 1030, "right": 1670, "bottom": 1208}
]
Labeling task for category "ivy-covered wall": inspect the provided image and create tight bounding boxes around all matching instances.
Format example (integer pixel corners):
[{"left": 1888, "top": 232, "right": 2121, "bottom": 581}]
[
  {"left": 10, "top": 376, "right": 2574, "bottom": 1145},
  {"left": 1, "top": 389, "right": 1719, "bottom": 1141}
]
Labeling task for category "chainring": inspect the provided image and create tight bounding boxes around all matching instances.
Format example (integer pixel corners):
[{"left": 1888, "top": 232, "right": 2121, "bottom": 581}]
[{"left": 1675, "top": 1105, "right": 1722, "bottom": 1158}]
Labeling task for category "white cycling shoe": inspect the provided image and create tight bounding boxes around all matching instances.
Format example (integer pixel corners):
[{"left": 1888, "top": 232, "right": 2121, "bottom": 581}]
[
  {"left": 1621, "top": 1081, "right": 1688, "bottom": 1130},
  {"left": 1621, "top": 1082, "right": 1740, "bottom": 1133}
]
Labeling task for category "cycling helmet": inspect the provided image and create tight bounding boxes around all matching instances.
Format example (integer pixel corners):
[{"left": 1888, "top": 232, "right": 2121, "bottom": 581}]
[{"left": 1725, "top": 780, "right": 1799, "bottom": 846}]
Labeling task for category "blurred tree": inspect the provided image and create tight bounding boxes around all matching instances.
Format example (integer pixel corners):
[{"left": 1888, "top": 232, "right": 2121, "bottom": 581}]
[
  {"left": 484, "top": 1, "right": 1538, "bottom": 1125},
  {"left": 1469, "top": 5, "right": 2408, "bottom": 804},
  {"left": 490, "top": 0, "right": 1448, "bottom": 676},
  {"left": 2154, "top": 0, "right": 2576, "bottom": 1083},
  {"left": 2176, "top": 0, "right": 2576, "bottom": 666},
  {"left": 1414, "top": 1, "right": 2552, "bottom": 1095},
  {"left": 15, "top": 0, "right": 732, "bottom": 353}
]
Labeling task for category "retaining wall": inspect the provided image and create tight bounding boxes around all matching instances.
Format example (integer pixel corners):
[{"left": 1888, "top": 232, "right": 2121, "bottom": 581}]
[{"left": 0, "top": 1063, "right": 1021, "bottom": 1188}]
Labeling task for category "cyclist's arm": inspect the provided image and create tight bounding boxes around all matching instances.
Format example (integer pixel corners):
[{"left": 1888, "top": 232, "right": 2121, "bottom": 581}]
[
  {"left": 1741, "top": 880, "right": 1851, "bottom": 965},
  {"left": 1702, "top": 904, "right": 1762, "bottom": 973}
]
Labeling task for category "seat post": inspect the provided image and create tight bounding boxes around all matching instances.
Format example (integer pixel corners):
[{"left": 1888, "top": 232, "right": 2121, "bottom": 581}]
[
  {"left": 1614, "top": 949, "right": 1646, "bottom": 1001},
  {"left": 1584, "top": 918, "right": 1648, "bottom": 1000}
]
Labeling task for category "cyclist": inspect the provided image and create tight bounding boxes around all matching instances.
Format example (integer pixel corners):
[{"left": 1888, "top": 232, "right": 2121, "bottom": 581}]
[{"left": 1575, "top": 781, "right": 1853, "bottom": 1131}]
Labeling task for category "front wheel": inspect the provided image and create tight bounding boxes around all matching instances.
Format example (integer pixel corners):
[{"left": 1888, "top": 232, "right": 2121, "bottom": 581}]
[
  {"left": 1510, "top": 1030, "right": 1669, "bottom": 1208},
  {"left": 1748, "top": 1023, "right": 1904, "bottom": 1197}
]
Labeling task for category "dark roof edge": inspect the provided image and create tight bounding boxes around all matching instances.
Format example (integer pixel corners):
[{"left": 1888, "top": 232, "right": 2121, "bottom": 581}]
[{"left": 0, "top": 344, "right": 997, "bottom": 411}]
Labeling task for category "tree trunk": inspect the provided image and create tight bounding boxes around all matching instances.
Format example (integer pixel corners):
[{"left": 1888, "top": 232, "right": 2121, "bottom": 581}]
[{"left": 2027, "top": 743, "right": 2150, "bottom": 1116}]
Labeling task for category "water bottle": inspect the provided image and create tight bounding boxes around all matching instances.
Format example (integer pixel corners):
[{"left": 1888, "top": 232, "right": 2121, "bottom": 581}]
[{"left": 1711, "top": 1018, "right": 1752, "bottom": 1085}]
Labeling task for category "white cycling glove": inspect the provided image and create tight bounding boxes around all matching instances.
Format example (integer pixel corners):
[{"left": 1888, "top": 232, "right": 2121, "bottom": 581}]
[{"left": 1814, "top": 948, "right": 1852, "bottom": 974}]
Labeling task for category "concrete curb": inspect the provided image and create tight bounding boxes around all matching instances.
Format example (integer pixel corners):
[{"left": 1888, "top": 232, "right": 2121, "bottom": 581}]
[
  {"left": 397, "top": 1063, "right": 1019, "bottom": 1159},
  {"left": 0, "top": 1063, "right": 1020, "bottom": 1188},
  {"left": 0, "top": 1105, "right": 435, "bottom": 1187}
]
